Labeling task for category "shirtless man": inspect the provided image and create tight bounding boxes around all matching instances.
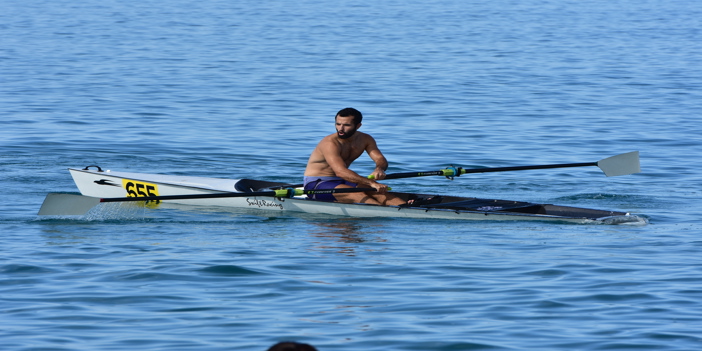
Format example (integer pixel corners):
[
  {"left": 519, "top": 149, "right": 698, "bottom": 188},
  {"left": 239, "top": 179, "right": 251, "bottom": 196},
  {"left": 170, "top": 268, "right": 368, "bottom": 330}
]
[{"left": 303, "top": 108, "right": 406, "bottom": 206}]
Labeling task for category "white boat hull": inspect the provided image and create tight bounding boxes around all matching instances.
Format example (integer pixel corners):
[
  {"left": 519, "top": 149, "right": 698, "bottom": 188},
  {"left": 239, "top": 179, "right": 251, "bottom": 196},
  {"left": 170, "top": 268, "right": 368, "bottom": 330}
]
[{"left": 65, "top": 167, "right": 644, "bottom": 224}]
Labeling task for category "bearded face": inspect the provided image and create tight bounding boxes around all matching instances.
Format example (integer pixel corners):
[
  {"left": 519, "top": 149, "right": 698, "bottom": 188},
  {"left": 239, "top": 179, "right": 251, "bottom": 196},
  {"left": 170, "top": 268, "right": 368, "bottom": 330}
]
[{"left": 335, "top": 116, "right": 360, "bottom": 139}]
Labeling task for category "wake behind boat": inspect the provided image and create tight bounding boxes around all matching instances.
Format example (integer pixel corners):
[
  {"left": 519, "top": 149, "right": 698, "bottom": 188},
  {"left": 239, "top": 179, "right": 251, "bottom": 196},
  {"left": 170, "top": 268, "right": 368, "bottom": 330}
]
[{"left": 39, "top": 153, "right": 646, "bottom": 224}]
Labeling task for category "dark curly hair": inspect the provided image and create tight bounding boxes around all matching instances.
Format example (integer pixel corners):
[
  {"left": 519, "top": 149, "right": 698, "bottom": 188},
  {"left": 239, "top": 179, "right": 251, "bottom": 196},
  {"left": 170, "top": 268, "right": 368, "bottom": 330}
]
[{"left": 336, "top": 107, "right": 363, "bottom": 125}]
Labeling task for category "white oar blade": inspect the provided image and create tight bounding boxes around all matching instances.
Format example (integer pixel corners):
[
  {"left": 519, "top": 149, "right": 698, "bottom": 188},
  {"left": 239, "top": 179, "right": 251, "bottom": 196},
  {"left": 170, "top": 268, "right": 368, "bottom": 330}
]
[
  {"left": 597, "top": 151, "right": 641, "bottom": 177},
  {"left": 38, "top": 193, "right": 101, "bottom": 216}
]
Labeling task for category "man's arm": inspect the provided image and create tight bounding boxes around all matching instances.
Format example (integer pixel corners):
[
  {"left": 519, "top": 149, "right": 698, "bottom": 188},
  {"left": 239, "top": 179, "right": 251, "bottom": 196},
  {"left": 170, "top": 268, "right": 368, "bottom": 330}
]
[
  {"left": 365, "top": 136, "right": 389, "bottom": 180},
  {"left": 319, "top": 138, "right": 387, "bottom": 192}
]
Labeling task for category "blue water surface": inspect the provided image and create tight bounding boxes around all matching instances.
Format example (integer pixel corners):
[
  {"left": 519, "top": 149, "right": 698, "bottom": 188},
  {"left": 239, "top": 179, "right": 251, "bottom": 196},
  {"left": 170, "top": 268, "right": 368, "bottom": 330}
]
[{"left": 2, "top": 0, "right": 702, "bottom": 350}]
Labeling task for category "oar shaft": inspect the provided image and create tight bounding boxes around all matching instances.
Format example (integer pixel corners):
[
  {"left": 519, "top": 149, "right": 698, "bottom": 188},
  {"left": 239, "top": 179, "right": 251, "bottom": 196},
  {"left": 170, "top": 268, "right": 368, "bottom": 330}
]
[
  {"left": 459, "top": 162, "right": 598, "bottom": 175},
  {"left": 287, "top": 152, "right": 638, "bottom": 184},
  {"left": 100, "top": 191, "right": 272, "bottom": 202},
  {"left": 381, "top": 162, "right": 598, "bottom": 179},
  {"left": 99, "top": 187, "right": 380, "bottom": 203},
  {"left": 383, "top": 170, "right": 445, "bottom": 179}
]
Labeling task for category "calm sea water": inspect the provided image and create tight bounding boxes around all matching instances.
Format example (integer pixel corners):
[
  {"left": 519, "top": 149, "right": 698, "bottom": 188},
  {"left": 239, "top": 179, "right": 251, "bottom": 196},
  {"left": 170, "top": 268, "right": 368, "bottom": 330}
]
[{"left": 2, "top": 0, "right": 702, "bottom": 350}]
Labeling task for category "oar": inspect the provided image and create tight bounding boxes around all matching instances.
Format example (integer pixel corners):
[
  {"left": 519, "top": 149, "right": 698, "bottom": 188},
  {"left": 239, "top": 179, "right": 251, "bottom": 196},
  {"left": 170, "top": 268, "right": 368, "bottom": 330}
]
[
  {"left": 98, "top": 187, "right": 379, "bottom": 203},
  {"left": 38, "top": 187, "right": 380, "bottom": 216},
  {"left": 370, "top": 151, "right": 641, "bottom": 180}
]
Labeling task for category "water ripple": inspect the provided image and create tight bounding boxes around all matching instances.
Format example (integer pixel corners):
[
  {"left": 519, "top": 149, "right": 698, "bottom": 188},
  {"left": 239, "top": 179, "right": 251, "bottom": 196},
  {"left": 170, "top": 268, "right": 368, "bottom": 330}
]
[{"left": 2, "top": 0, "right": 702, "bottom": 350}]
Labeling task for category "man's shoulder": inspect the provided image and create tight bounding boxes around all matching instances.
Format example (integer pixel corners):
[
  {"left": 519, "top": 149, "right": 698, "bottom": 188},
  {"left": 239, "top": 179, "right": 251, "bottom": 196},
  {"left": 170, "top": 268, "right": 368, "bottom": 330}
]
[
  {"left": 315, "top": 134, "right": 341, "bottom": 151},
  {"left": 351, "top": 131, "right": 374, "bottom": 142},
  {"left": 318, "top": 132, "right": 375, "bottom": 147},
  {"left": 357, "top": 131, "right": 377, "bottom": 144},
  {"left": 319, "top": 133, "right": 339, "bottom": 144}
]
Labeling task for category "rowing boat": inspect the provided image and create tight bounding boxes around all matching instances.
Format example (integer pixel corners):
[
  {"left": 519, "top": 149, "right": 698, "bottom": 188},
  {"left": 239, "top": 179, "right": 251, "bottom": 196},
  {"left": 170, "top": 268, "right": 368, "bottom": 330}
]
[{"left": 38, "top": 162, "right": 645, "bottom": 224}]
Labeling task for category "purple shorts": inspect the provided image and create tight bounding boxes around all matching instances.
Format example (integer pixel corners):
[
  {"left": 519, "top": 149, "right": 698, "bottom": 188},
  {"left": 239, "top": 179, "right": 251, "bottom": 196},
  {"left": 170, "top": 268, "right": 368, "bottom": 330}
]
[{"left": 303, "top": 176, "right": 357, "bottom": 202}]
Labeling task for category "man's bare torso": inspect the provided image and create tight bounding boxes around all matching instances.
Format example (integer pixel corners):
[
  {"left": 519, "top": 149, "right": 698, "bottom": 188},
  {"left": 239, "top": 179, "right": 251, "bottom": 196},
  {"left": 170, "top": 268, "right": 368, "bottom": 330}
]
[{"left": 304, "top": 132, "right": 370, "bottom": 177}]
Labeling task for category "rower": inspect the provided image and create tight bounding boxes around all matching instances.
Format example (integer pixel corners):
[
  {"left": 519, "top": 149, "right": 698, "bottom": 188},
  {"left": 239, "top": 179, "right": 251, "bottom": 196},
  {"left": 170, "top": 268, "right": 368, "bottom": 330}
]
[{"left": 303, "top": 108, "right": 406, "bottom": 206}]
